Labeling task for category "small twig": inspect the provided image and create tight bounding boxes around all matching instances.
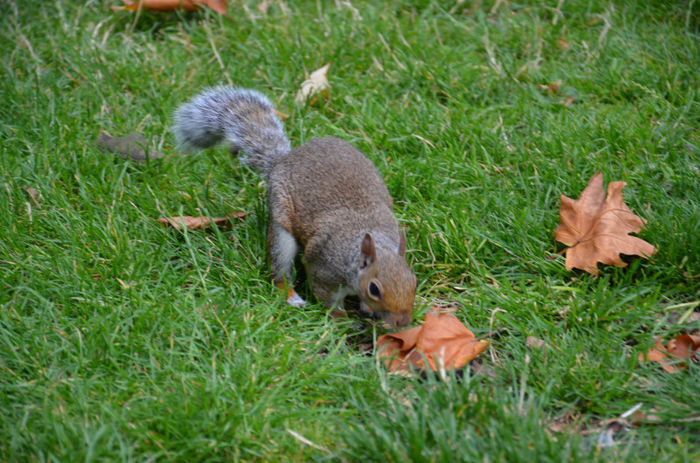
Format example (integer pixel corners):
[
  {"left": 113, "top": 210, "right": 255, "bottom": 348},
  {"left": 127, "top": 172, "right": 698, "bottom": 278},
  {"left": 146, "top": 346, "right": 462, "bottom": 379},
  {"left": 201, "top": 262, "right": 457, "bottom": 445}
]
[
  {"left": 208, "top": 304, "right": 229, "bottom": 338},
  {"left": 620, "top": 402, "right": 643, "bottom": 419},
  {"left": 286, "top": 430, "right": 330, "bottom": 453}
]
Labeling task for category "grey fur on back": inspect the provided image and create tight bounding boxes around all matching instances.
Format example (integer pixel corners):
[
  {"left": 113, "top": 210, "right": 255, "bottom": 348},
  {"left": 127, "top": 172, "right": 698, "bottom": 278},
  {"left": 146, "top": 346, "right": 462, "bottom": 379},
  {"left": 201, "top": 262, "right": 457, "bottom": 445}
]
[{"left": 173, "top": 87, "right": 291, "bottom": 176}]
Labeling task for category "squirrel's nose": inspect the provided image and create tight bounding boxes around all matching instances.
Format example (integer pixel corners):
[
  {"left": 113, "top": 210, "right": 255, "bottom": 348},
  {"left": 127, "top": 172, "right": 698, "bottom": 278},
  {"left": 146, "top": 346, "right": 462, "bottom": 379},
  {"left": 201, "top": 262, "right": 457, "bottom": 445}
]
[{"left": 391, "top": 312, "right": 411, "bottom": 328}]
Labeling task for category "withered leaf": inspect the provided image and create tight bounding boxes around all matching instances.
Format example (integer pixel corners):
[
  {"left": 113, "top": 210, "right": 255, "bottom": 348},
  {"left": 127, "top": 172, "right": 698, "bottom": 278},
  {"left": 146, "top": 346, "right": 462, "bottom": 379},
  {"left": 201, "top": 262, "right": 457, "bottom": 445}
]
[
  {"left": 114, "top": 0, "right": 228, "bottom": 14},
  {"left": 554, "top": 173, "right": 656, "bottom": 275},
  {"left": 559, "top": 95, "right": 575, "bottom": 106},
  {"left": 295, "top": 64, "right": 331, "bottom": 105},
  {"left": 377, "top": 308, "right": 489, "bottom": 375},
  {"left": 556, "top": 37, "right": 570, "bottom": 50},
  {"left": 537, "top": 79, "right": 562, "bottom": 95},
  {"left": 638, "top": 333, "right": 700, "bottom": 374},
  {"left": 157, "top": 212, "right": 244, "bottom": 231},
  {"left": 631, "top": 410, "right": 663, "bottom": 424},
  {"left": 526, "top": 336, "right": 546, "bottom": 350}
]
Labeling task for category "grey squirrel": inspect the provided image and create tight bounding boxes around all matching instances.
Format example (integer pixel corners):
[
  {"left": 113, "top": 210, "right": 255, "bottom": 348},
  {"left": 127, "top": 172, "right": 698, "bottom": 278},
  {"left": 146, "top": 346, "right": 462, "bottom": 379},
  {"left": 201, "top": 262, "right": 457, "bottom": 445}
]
[{"left": 173, "top": 87, "right": 416, "bottom": 328}]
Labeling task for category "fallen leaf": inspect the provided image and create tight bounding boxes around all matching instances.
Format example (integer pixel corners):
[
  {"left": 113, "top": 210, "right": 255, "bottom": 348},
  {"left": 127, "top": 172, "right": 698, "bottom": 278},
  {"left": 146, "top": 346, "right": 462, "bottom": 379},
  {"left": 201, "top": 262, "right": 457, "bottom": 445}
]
[
  {"left": 546, "top": 408, "right": 579, "bottom": 434},
  {"left": 526, "top": 336, "right": 546, "bottom": 349},
  {"left": 537, "top": 79, "right": 562, "bottom": 95},
  {"left": 631, "top": 410, "right": 663, "bottom": 424},
  {"left": 559, "top": 95, "right": 575, "bottom": 106},
  {"left": 547, "top": 421, "right": 569, "bottom": 433},
  {"left": 157, "top": 212, "right": 244, "bottom": 231},
  {"left": 114, "top": 0, "right": 228, "bottom": 14},
  {"left": 295, "top": 63, "right": 331, "bottom": 105},
  {"left": 556, "top": 36, "right": 570, "bottom": 50},
  {"left": 97, "top": 132, "right": 164, "bottom": 162},
  {"left": 554, "top": 172, "right": 656, "bottom": 275},
  {"left": 377, "top": 308, "right": 489, "bottom": 375},
  {"left": 632, "top": 411, "right": 700, "bottom": 424},
  {"left": 638, "top": 333, "right": 700, "bottom": 373},
  {"left": 668, "top": 333, "right": 700, "bottom": 361}
]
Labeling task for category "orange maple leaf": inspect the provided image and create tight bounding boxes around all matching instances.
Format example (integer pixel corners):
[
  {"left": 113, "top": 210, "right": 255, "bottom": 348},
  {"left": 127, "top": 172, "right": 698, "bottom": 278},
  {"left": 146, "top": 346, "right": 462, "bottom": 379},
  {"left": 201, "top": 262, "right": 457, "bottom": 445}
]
[
  {"left": 638, "top": 333, "right": 700, "bottom": 374},
  {"left": 554, "top": 173, "right": 656, "bottom": 275},
  {"left": 377, "top": 307, "right": 489, "bottom": 375}
]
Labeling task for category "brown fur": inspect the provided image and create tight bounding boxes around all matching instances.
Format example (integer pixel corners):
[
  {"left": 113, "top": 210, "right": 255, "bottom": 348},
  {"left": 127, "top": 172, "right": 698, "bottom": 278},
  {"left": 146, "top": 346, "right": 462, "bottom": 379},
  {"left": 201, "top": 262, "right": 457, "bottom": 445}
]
[{"left": 267, "top": 138, "right": 416, "bottom": 327}]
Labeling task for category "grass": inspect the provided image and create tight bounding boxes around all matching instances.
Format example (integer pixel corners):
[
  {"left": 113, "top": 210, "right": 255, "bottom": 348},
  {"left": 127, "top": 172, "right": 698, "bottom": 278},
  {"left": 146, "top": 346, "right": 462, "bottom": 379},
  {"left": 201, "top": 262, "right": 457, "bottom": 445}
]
[{"left": 1, "top": 0, "right": 698, "bottom": 461}]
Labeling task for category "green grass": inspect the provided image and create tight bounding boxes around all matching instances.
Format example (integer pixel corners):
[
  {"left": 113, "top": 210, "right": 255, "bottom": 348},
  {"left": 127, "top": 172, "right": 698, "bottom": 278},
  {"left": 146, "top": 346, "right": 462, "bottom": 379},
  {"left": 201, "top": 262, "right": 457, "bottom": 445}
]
[{"left": 1, "top": 0, "right": 699, "bottom": 461}]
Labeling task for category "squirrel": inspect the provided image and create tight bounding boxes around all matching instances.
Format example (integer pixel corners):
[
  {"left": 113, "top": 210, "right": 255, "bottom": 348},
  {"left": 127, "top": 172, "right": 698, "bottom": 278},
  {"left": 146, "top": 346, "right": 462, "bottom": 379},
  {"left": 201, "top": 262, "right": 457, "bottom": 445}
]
[{"left": 173, "top": 87, "right": 416, "bottom": 328}]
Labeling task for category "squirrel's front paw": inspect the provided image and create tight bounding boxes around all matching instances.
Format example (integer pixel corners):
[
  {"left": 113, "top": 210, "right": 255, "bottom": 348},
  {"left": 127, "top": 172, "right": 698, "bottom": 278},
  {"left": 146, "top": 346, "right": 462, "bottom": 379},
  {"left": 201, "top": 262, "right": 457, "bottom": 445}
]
[{"left": 286, "top": 291, "right": 307, "bottom": 308}]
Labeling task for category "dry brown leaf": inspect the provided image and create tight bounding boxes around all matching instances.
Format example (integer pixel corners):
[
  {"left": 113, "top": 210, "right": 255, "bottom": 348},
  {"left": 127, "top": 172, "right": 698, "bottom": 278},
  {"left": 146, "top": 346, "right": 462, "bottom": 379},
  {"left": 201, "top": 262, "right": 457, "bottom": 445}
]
[
  {"left": 554, "top": 172, "right": 656, "bottom": 275},
  {"left": 631, "top": 410, "right": 663, "bottom": 424},
  {"left": 668, "top": 334, "right": 700, "bottom": 362},
  {"left": 556, "top": 37, "right": 570, "bottom": 50},
  {"left": 559, "top": 95, "right": 575, "bottom": 106},
  {"left": 631, "top": 410, "right": 700, "bottom": 424},
  {"left": 295, "top": 64, "right": 331, "bottom": 105},
  {"left": 537, "top": 79, "right": 562, "bottom": 95},
  {"left": 115, "top": 0, "right": 228, "bottom": 13},
  {"left": 638, "top": 333, "right": 700, "bottom": 374},
  {"left": 526, "top": 336, "right": 546, "bottom": 349},
  {"left": 157, "top": 212, "right": 244, "bottom": 231},
  {"left": 377, "top": 309, "right": 489, "bottom": 375}
]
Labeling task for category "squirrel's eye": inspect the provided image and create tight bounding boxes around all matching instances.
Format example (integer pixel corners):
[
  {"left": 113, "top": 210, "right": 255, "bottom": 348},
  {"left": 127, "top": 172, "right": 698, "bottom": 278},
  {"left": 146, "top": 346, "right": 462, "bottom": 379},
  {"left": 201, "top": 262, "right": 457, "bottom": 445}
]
[{"left": 368, "top": 281, "right": 382, "bottom": 300}]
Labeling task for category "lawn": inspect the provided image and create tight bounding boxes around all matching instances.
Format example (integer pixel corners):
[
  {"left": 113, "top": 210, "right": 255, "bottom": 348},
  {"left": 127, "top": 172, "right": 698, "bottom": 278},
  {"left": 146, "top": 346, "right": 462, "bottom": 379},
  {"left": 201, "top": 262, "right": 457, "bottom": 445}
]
[{"left": 1, "top": 0, "right": 698, "bottom": 461}]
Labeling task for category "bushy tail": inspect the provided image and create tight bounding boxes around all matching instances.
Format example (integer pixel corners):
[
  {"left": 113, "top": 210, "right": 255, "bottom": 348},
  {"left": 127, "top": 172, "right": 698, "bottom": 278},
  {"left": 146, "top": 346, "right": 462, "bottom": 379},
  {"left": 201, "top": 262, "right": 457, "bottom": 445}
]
[{"left": 173, "top": 87, "right": 291, "bottom": 176}]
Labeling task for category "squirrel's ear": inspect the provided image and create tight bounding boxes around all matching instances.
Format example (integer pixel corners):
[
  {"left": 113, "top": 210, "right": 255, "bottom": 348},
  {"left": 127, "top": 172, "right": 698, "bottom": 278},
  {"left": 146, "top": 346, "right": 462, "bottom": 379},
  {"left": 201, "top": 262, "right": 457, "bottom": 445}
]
[
  {"left": 398, "top": 228, "right": 407, "bottom": 257},
  {"left": 361, "top": 233, "right": 376, "bottom": 268}
]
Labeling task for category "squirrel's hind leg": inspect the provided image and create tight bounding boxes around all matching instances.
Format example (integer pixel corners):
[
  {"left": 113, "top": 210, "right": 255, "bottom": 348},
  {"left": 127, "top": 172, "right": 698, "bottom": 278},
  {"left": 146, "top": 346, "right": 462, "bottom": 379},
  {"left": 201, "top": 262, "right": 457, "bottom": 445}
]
[{"left": 268, "top": 223, "right": 306, "bottom": 307}]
